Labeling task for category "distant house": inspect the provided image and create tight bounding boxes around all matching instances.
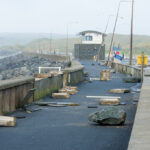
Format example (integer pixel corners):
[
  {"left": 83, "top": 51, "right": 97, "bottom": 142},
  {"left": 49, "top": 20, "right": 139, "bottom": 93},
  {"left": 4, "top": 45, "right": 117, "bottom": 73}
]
[{"left": 74, "top": 30, "right": 105, "bottom": 60}]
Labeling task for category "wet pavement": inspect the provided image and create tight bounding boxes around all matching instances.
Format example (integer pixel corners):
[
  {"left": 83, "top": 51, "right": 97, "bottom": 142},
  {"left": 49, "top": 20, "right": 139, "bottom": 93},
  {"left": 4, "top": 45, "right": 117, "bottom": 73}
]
[{"left": 0, "top": 61, "right": 140, "bottom": 150}]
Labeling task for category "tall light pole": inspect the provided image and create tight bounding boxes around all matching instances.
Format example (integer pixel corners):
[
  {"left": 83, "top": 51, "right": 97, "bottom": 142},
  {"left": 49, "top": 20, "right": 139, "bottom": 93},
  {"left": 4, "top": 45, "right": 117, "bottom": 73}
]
[{"left": 129, "top": 0, "right": 134, "bottom": 65}]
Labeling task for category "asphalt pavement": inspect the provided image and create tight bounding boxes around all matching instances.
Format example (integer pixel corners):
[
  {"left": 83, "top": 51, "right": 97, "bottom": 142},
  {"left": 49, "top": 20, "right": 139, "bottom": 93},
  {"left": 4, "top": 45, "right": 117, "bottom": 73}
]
[{"left": 0, "top": 61, "right": 139, "bottom": 150}]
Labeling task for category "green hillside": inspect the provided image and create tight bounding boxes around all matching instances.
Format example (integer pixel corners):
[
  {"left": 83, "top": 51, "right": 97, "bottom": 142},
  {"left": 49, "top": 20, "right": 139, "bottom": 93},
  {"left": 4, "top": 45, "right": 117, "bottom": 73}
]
[{"left": 1, "top": 34, "right": 150, "bottom": 56}]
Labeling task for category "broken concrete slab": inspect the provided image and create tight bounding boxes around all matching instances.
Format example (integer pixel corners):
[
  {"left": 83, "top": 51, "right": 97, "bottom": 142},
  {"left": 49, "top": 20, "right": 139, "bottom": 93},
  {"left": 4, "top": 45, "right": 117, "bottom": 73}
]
[
  {"left": 109, "top": 89, "right": 130, "bottom": 94},
  {"left": 52, "top": 93, "right": 70, "bottom": 99},
  {"left": 88, "top": 107, "right": 126, "bottom": 125},
  {"left": 100, "top": 98, "right": 120, "bottom": 105},
  {"left": 0, "top": 116, "right": 16, "bottom": 127}
]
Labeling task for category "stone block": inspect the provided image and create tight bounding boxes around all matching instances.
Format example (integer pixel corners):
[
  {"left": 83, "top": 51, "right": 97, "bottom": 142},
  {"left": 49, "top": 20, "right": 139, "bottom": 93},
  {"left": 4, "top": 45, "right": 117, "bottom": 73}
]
[
  {"left": 52, "top": 93, "right": 70, "bottom": 99},
  {"left": 109, "top": 89, "right": 130, "bottom": 94},
  {"left": 0, "top": 116, "right": 16, "bottom": 127},
  {"left": 100, "top": 98, "right": 120, "bottom": 105}
]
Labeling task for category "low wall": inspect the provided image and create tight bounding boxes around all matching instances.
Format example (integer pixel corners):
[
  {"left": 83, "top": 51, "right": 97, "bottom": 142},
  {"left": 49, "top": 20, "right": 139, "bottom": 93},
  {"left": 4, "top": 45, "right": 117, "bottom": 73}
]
[
  {"left": 34, "top": 74, "right": 63, "bottom": 100},
  {"left": 0, "top": 77, "right": 34, "bottom": 115},
  {"left": 34, "top": 61, "right": 84, "bottom": 100},
  {"left": 0, "top": 61, "right": 84, "bottom": 113},
  {"left": 62, "top": 61, "right": 84, "bottom": 86},
  {"left": 127, "top": 73, "right": 150, "bottom": 150},
  {"left": 106, "top": 61, "right": 141, "bottom": 78}
]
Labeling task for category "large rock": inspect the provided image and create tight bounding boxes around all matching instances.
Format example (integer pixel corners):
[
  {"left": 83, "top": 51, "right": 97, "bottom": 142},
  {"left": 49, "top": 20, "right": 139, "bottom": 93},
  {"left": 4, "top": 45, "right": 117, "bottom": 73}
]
[{"left": 88, "top": 107, "right": 126, "bottom": 125}]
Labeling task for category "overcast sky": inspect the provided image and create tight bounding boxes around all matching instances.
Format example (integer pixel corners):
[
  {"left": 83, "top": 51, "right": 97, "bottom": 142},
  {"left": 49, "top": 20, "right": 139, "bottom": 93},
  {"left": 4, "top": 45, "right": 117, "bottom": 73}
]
[{"left": 0, "top": 0, "right": 149, "bottom": 35}]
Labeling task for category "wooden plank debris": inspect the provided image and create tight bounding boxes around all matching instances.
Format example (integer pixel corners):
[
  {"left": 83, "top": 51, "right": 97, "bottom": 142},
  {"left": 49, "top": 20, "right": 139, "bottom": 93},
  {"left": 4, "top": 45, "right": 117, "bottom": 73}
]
[
  {"left": 109, "top": 89, "right": 130, "bottom": 94},
  {"left": 0, "top": 116, "right": 16, "bottom": 127},
  {"left": 100, "top": 98, "right": 120, "bottom": 105},
  {"left": 52, "top": 93, "right": 70, "bottom": 99}
]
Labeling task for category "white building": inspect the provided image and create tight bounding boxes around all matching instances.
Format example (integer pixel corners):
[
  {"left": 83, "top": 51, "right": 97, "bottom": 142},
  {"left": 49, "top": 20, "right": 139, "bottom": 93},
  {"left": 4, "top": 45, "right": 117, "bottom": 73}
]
[{"left": 79, "top": 30, "right": 104, "bottom": 44}]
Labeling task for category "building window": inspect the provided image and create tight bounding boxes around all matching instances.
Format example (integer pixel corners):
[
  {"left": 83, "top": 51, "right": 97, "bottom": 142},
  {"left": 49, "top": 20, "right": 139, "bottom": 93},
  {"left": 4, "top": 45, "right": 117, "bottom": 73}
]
[{"left": 83, "top": 36, "right": 93, "bottom": 41}]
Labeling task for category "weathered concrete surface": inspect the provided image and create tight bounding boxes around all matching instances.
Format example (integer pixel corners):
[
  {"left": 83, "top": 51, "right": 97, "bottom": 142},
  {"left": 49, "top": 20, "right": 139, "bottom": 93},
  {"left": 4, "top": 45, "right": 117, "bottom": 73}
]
[{"left": 128, "top": 75, "right": 150, "bottom": 150}]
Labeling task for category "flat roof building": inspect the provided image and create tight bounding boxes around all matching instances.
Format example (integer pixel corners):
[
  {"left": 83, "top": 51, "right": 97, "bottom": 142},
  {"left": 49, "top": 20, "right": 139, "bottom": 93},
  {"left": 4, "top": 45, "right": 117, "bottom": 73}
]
[{"left": 74, "top": 30, "right": 105, "bottom": 60}]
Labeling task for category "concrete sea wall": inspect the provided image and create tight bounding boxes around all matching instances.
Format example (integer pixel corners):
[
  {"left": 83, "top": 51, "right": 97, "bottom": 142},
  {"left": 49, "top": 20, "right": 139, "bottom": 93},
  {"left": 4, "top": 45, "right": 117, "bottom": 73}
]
[
  {"left": 0, "top": 77, "right": 34, "bottom": 115},
  {"left": 0, "top": 60, "right": 84, "bottom": 114},
  {"left": 106, "top": 61, "right": 141, "bottom": 78}
]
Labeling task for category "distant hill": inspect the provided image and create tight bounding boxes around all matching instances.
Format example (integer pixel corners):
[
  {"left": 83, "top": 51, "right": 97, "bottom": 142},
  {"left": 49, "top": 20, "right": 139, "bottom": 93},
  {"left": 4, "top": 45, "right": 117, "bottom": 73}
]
[{"left": 0, "top": 33, "right": 150, "bottom": 55}]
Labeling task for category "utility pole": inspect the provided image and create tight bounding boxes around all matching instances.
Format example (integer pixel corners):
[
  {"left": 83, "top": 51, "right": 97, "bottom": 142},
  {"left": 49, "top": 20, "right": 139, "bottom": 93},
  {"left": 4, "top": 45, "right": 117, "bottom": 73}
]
[
  {"left": 129, "top": 0, "right": 134, "bottom": 65},
  {"left": 107, "top": 2, "right": 121, "bottom": 61}
]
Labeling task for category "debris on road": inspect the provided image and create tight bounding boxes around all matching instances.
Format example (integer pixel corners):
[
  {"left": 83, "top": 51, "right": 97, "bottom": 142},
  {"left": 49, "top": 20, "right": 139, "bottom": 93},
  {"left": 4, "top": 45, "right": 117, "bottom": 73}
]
[
  {"left": 59, "top": 86, "right": 78, "bottom": 95},
  {"left": 88, "top": 107, "right": 126, "bottom": 125},
  {"left": 109, "top": 89, "right": 130, "bottom": 94},
  {"left": 123, "top": 77, "right": 141, "bottom": 83},
  {"left": 100, "top": 70, "right": 110, "bottom": 81},
  {"left": 52, "top": 93, "right": 70, "bottom": 99},
  {"left": 89, "top": 78, "right": 100, "bottom": 81},
  {"left": 0, "top": 116, "right": 16, "bottom": 127},
  {"left": 100, "top": 98, "right": 120, "bottom": 105},
  {"left": 34, "top": 101, "right": 79, "bottom": 106},
  {"left": 87, "top": 106, "right": 98, "bottom": 108}
]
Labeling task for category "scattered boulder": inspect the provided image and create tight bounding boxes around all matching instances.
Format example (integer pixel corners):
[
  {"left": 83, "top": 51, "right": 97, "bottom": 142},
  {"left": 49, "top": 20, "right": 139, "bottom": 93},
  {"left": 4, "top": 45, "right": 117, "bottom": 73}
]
[{"left": 88, "top": 107, "right": 126, "bottom": 125}]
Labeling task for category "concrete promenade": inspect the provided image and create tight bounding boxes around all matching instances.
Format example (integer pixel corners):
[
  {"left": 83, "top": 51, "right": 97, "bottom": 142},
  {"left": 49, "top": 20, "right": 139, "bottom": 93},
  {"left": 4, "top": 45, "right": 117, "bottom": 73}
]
[
  {"left": 0, "top": 61, "right": 138, "bottom": 150},
  {"left": 128, "top": 75, "right": 150, "bottom": 150}
]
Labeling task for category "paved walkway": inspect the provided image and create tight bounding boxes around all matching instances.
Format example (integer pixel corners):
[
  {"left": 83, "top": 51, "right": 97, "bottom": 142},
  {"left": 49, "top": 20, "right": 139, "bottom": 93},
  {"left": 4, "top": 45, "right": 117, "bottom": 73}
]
[
  {"left": 128, "top": 75, "right": 150, "bottom": 150},
  {"left": 0, "top": 61, "right": 138, "bottom": 150}
]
